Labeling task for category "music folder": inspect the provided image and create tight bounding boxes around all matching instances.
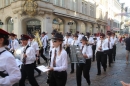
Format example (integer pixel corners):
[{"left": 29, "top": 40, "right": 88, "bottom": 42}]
[{"left": 37, "top": 65, "right": 50, "bottom": 72}]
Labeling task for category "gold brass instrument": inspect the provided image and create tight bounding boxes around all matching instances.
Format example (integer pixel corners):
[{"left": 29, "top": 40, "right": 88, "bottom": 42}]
[{"left": 33, "top": 30, "right": 43, "bottom": 49}]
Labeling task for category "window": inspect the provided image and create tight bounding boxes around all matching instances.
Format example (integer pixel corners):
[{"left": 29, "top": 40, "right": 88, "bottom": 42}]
[
  {"left": 54, "top": 0, "right": 59, "bottom": 6},
  {"left": 82, "top": 2, "right": 84, "bottom": 14},
  {"left": 90, "top": 6, "right": 94, "bottom": 17},
  {"left": 60, "top": 0, "right": 64, "bottom": 7},
  {"left": 85, "top": 4, "right": 87, "bottom": 15},
  {"left": 5, "top": 0, "right": 10, "bottom": 6},
  {"left": 99, "top": 9, "right": 102, "bottom": 19},
  {"left": 42, "top": 0, "right": 50, "bottom": 2}
]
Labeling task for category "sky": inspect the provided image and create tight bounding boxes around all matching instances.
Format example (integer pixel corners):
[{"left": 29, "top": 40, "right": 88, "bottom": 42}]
[{"left": 119, "top": 0, "right": 130, "bottom": 7}]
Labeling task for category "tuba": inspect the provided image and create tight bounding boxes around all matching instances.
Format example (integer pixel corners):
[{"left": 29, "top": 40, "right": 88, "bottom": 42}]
[{"left": 33, "top": 30, "right": 43, "bottom": 49}]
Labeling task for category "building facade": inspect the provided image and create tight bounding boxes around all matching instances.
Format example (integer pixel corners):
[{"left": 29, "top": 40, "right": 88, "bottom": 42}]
[{"left": 0, "top": 0, "right": 98, "bottom": 38}]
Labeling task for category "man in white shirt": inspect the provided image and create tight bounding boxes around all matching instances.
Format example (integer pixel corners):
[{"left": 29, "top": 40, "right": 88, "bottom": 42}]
[
  {"left": 64, "top": 33, "right": 73, "bottom": 59},
  {"left": 105, "top": 32, "right": 114, "bottom": 67},
  {"left": 111, "top": 32, "right": 118, "bottom": 62},
  {"left": 19, "top": 34, "right": 39, "bottom": 86},
  {"left": 92, "top": 33, "right": 98, "bottom": 61},
  {"left": 96, "top": 33, "right": 109, "bottom": 75},
  {"left": 9, "top": 33, "right": 19, "bottom": 54},
  {"left": 29, "top": 34, "right": 41, "bottom": 76},
  {"left": 40, "top": 32, "right": 48, "bottom": 63}
]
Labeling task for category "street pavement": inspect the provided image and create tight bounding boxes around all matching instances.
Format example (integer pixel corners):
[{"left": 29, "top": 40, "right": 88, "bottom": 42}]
[{"left": 25, "top": 43, "right": 129, "bottom": 86}]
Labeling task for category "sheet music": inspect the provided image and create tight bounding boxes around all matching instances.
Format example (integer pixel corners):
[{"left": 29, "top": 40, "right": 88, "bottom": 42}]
[{"left": 37, "top": 65, "right": 50, "bottom": 72}]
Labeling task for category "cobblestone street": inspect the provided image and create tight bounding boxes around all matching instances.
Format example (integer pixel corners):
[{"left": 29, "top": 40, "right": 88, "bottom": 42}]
[{"left": 25, "top": 44, "right": 129, "bottom": 86}]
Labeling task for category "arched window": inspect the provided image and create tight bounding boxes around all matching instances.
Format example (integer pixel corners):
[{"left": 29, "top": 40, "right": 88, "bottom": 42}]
[
  {"left": 7, "top": 17, "right": 13, "bottom": 33},
  {"left": 53, "top": 18, "right": 64, "bottom": 33}
]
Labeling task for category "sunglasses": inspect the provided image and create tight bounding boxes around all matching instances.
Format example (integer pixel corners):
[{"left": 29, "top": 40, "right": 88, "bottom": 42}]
[
  {"left": 52, "top": 39, "right": 57, "bottom": 42},
  {"left": 100, "top": 36, "right": 103, "bottom": 38}
]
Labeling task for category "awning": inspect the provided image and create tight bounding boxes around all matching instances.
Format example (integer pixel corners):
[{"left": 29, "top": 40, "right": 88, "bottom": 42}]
[{"left": 53, "top": 12, "right": 97, "bottom": 24}]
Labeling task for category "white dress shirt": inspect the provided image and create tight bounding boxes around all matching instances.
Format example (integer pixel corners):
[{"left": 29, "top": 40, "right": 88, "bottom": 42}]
[
  {"left": 49, "top": 39, "right": 53, "bottom": 51},
  {"left": 78, "top": 34, "right": 84, "bottom": 42},
  {"left": 96, "top": 39, "right": 109, "bottom": 52},
  {"left": 0, "top": 47, "right": 21, "bottom": 86},
  {"left": 64, "top": 37, "right": 73, "bottom": 46},
  {"left": 92, "top": 36, "right": 99, "bottom": 45},
  {"left": 71, "top": 39, "right": 80, "bottom": 46},
  {"left": 10, "top": 39, "right": 19, "bottom": 51},
  {"left": 50, "top": 46, "right": 68, "bottom": 72},
  {"left": 41, "top": 36, "right": 47, "bottom": 49},
  {"left": 80, "top": 44, "right": 92, "bottom": 59},
  {"left": 111, "top": 36, "right": 118, "bottom": 45},
  {"left": 105, "top": 38, "right": 114, "bottom": 49},
  {"left": 28, "top": 40, "right": 39, "bottom": 55},
  {"left": 21, "top": 46, "right": 36, "bottom": 64}
]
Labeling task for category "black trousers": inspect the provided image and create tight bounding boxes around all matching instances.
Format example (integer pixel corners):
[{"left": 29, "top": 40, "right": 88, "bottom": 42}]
[
  {"left": 49, "top": 71, "right": 67, "bottom": 86},
  {"left": 112, "top": 45, "right": 116, "bottom": 61},
  {"left": 96, "top": 51, "right": 107, "bottom": 74},
  {"left": 76, "top": 59, "right": 91, "bottom": 86},
  {"left": 40, "top": 48, "right": 47, "bottom": 62},
  {"left": 107, "top": 49, "right": 113, "bottom": 65},
  {"left": 19, "top": 63, "right": 39, "bottom": 86},
  {"left": 34, "top": 61, "right": 41, "bottom": 74},
  {"left": 92, "top": 45, "right": 96, "bottom": 61},
  {"left": 66, "top": 47, "right": 74, "bottom": 72}
]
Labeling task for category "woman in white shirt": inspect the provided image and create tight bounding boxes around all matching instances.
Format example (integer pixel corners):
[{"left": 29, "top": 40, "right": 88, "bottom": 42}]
[
  {"left": 76, "top": 36, "right": 92, "bottom": 86},
  {"left": 0, "top": 29, "right": 21, "bottom": 86},
  {"left": 49, "top": 33, "right": 68, "bottom": 86}
]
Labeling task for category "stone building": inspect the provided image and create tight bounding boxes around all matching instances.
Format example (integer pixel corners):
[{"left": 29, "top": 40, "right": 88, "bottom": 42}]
[{"left": 0, "top": 0, "right": 110, "bottom": 38}]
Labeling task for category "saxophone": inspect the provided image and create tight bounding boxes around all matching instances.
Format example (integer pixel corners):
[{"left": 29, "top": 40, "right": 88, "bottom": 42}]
[{"left": 33, "top": 30, "right": 43, "bottom": 49}]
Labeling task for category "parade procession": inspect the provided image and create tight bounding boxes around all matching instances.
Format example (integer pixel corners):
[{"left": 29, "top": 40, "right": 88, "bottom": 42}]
[
  {"left": 1, "top": 0, "right": 130, "bottom": 86},
  {"left": 0, "top": 28, "right": 122, "bottom": 86}
]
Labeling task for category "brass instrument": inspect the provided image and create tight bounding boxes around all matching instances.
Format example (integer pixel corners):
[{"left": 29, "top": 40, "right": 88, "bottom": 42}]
[{"left": 33, "top": 30, "right": 43, "bottom": 49}]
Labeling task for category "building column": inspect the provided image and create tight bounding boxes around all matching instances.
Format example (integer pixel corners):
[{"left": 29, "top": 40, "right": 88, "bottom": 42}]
[
  {"left": 77, "top": 21, "right": 81, "bottom": 32},
  {"left": 64, "top": 19, "right": 70, "bottom": 34},
  {"left": 43, "top": 14, "right": 53, "bottom": 39}
]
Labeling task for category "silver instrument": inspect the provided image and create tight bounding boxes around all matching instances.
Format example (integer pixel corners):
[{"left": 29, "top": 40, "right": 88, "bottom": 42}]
[{"left": 70, "top": 45, "right": 86, "bottom": 64}]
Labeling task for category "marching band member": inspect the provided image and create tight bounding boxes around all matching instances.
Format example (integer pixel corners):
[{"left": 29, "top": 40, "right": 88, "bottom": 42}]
[
  {"left": 92, "top": 33, "right": 98, "bottom": 61},
  {"left": 85, "top": 32, "right": 93, "bottom": 46},
  {"left": 19, "top": 34, "right": 39, "bottom": 86},
  {"left": 0, "top": 29, "right": 21, "bottom": 86},
  {"left": 76, "top": 36, "right": 92, "bottom": 86},
  {"left": 105, "top": 32, "right": 114, "bottom": 67},
  {"left": 40, "top": 32, "right": 48, "bottom": 63},
  {"left": 29, "top": 34, "right": 41, "bottom": 76},
  {"left": 70, "top": 34, "right": 80, "bottom": 74},
  {"left": 96, "top": 33, "right": 109, "bottom": 75},
  {"left": 111, "top": 32, "right": 118, "bottom": 62},
  {"left": 64, "top": 33, "right": 72, "bottom": 59},
  {"left": 49, "top": 30, "right": 57, "bottom": 52},
  {"left": 9, "top": 33, "right": 19, "bottom": 54},
  {"left": 49, "top": 33, "right": 68, "bottom": 86}
]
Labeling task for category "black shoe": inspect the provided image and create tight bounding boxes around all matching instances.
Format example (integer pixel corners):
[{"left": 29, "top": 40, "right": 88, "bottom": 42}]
[
  {"left": 97, "top": 73, "right": 101, "bottom": 75},
  {"left": 104, "top": 68, "right": 106, "bottom": 72},
  {"left": 70, "top": 71, "right": 74, "bottom": 74},
  {"left": 38, "top": 71, "right": 41, "bottom": 76}
]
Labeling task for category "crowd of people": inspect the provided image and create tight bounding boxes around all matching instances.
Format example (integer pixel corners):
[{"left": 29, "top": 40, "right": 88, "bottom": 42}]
[{"left": 0, "top": 28, "right": 126, "bottom": 86}]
